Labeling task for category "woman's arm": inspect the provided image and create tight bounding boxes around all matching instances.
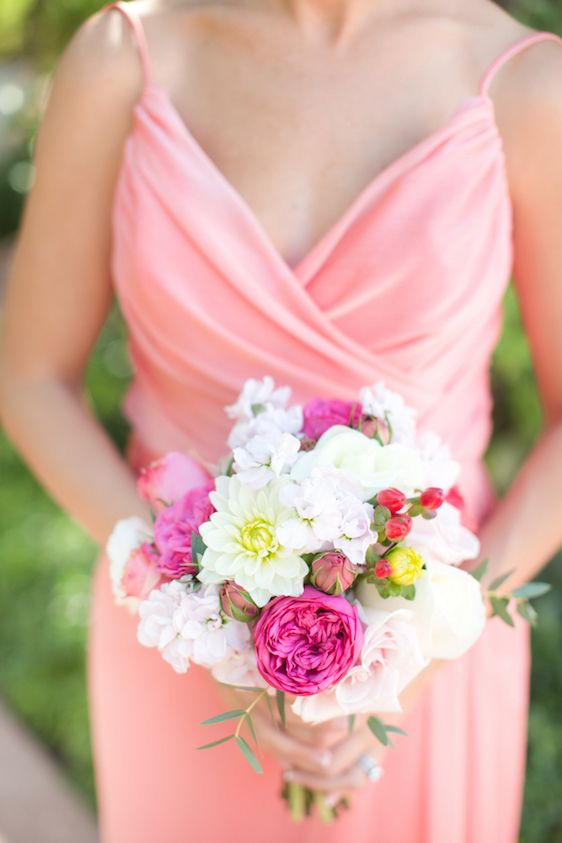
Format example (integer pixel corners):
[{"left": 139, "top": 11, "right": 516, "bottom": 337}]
[{"left": 0, "top": 10, "right": 151, "bottom": 545}]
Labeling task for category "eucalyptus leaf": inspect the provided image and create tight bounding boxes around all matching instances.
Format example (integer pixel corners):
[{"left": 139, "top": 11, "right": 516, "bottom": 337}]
[
  {"left": 517, "top": 600, "right": 538, "bottom": 626},
  {"left": 488, "top": 569, "right": 515, "bottom": 592},
  {"left": 367, "top": 716, "right": 389, "bottom": 746},
  {"left": 244, "top": 712, "right": 258, "bottom": 746},
  {"left": 276, "top": 690, "right": 286, "bottom": 727},
  {"left": 512, "top": 582, "right": 552, "bottom": 600},
  {"left": 490, "top": 595, "right": 514, "bottom": 627},
  {"left": 236, "top": 735, "right": 263, "bottom": 774},
  {"left": 201, "top": 709, "right": 246, "bottom": 725},
  {"left": 196, "top": 735, "right": 234, "bottom": 750},
  {"left": 347, "top": 714, "right": 356, "bottom": 736},
  {"left": 384, "top": 725, "right": 408, "bottom": 737},
  {"left": 469, "top": 558, "right": 489, "bottom": 582}
]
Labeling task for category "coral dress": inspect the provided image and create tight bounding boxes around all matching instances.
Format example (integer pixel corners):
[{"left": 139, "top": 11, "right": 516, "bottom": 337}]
[{"left": 87, "top": 5, "right": 562, "bottom": 840}]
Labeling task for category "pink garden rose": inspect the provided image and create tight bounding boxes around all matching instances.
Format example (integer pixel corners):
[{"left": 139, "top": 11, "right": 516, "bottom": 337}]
[
  {"left": 302, "top": 399, "right": 362, "bottom": 440},
  {"left": 121, "top": 542, "right": 163, "bottom": 600},
  {"left": 137, "top": 452, "right": 212, "bottom": 512},
  {"left": 253, "top": 586, "right": 363, "bottom": 696},
  {"left": 153, "top": 481, "right": 215, "bottom": 578}
]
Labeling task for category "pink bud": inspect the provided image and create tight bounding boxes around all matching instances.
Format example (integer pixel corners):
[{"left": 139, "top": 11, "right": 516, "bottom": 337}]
[
  {"left": 385, "top": 514, "right": 412, "bottom": 541},
  {"left": 220, "top": 582, "right": 260, "bottom": 623},
  {"left": 420, "top": 487, "right": 445, "bottom": 511},
  {"left": 376, "top": 488, "right": 407, "bottom": 514},
  {"left": 374, "top": 560, "right": 393, "bottom": 579},
  {"left": 358, "top": 416, "right": 391, "bottom": 444},
  {"left": 137, "top": 452, "right": 212, "bottom": 512},
  {"left": 310, "top": 551, "right": 357, "bottom": 595}
]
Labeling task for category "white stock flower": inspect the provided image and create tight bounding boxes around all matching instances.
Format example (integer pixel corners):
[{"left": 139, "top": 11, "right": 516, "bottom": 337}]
[
  {"left": 106, "top": 516, "right": 153, "bottom": 608},
  {"left": 225, "top": 375, "right": 292, "bottom": 421},
  {"left": 137, "top": 581, "right": 250, "bottom": 673},
  {"left": 356, "top": 558, "right": 486, "bottom": 660},
  {"left": 197, "top": 474, "right": 309, "bottom": 606},
  {"left": 359, "top": 381, "right": 417, "bottom": 445},
  {"left": 225, "top": 376, "right": 303, "bottom": 449},
  {"left": 290, "top": 425, "right": 425, "bottom": 501},
  {"left": 233, "top": 424, "right": 301, "bottom": 489},
  {"left": 211, "top": 649, "right": 267, "bottom": 690},
  {"left": 408, "top": 501, "right": 480, "bottom": 566},
  {"left": 418, "top": 431, "right": 460, "bottom": 490}
]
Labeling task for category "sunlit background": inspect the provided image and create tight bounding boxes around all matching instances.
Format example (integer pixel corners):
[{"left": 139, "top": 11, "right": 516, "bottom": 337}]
[{"left": 0, "top": 2, "right": 561, "bottom": 840}]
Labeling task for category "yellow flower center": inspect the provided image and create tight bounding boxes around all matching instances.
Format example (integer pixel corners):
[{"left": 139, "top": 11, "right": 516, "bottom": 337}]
[{"left": 239, "top": 518, "right": 278, "bottom": 560}]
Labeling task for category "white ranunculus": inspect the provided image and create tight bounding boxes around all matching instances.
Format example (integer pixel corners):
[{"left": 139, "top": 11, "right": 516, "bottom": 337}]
[
  {"left": 292, "top": 607, "right": 428, "bottom": 724},
  {"left": 359, "top": 381, "right": 417, "bottom": 445},
  {"left": 106, "top": 516, "right": 153, "bottom": 608},
  {"left": 356, "top": 558, "right": 486, "bottom": 660},
  {"left": 290, "top": 425, "right": 425, "bottom": 501},
  {"left": 408, "top": 501, "right": 480, "bottom": 566},
  {"left": 137, "top": 581, "right": 250, "bottom": 673},
  {"left": 197, "top": 474, "right": 309, "bottom": 606}
]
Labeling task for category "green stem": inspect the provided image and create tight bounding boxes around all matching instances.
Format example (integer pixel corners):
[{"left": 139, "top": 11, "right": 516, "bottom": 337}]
[
  {"left": 287, "top": 781, "right": 307, "bottom": 822},
  {"left": 313, "top": 790, "right": 335, "bottom": 823}
]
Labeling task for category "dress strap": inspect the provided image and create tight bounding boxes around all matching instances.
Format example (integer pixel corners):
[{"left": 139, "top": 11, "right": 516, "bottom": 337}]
[
  {"left": 100, "top": 2, "right": 152, "bottom": 87},
  {"left": 478, "top": 31, "right": 562, "bottom": 97}
]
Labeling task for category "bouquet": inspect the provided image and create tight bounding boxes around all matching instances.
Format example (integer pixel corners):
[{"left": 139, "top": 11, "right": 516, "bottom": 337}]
[{"left": 106, "top": 377, "right": 550, "bottom": 821}]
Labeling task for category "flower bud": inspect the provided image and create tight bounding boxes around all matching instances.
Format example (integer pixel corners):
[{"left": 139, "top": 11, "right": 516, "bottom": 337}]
[
  {"left": 385, "top": 547, "right": 425, "bottom": 586},
  {"left": 310, "top": 551, "right": 357, "bottom": 595},
  {"left": 358, "top": 415, "right": 391, "bottom": 444},
  {"left": 385, "top": 514, "right": 412, "bottom": 541},
  {"left": 419, "top": 487, "right": 445, "bottom": 511},
  {"left": 374, "top": 559, "right": 393, "bottom": 579},
  {"left": 220, "top": 581, "right": 260, "bottom": 623},
  {"left": 376, "top": 487, "right": 407, "bottom": 514}
]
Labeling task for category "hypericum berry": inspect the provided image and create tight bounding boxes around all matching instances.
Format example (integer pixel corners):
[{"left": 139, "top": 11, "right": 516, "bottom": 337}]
[
  {"left": 376, "top": 488, "right": 406, "bottom": 514},
  {"left": 419, "top": 487, "right": 445, "bottom": 511},
  {"left": 385, "top": 514, "right": 412, "bottom": 541},
  {"left": 374, "top": 559, "right": 393, "bottom": 579}
]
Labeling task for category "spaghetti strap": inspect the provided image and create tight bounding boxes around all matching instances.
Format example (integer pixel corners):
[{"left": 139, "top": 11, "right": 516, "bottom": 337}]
[
  {"left": 478, "top": 30, "right": 562, "bottom": 97},
  {"left": 101, "top": 2, "right": 152, "bottom": 87}
]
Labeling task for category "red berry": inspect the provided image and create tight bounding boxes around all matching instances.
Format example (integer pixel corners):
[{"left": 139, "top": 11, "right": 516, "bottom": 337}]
[
  {"left": 420, "top": 487, "right": 445, "bottom": 510},
  {"left": 385, "top": 514, "right": 412, "bottom": 540},
  {"left": 376, "top": 488, "right": 406, "bottom": 514},
  {"left": 375, "top": 560, "right": 393, "bottom": 579}
]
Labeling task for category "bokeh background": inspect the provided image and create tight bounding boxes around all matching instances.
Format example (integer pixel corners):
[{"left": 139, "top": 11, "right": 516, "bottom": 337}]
[{"left": 0, "top": 1, "right": 561, "bottom": 840}]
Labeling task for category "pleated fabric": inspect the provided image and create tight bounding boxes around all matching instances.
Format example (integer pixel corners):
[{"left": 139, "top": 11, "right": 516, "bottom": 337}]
[{"left": 88, "top": 7, "right": 562, "bottom": 840}]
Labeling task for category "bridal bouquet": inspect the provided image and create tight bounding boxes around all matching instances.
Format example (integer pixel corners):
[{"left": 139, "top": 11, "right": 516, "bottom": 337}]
[{"left": 106, "top": 377, "right": 549, "bottom": 821}]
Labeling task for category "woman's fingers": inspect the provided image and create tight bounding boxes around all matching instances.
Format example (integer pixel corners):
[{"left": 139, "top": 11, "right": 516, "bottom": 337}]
[
  {"left": 253, "top": 709, "right": 335, "bottom": 774},
  {"left": 328, "top": 727, "right": 384, "bottom": 776},
  {"left": 284, "top": 764, "right": 367, "bottom": 792}
]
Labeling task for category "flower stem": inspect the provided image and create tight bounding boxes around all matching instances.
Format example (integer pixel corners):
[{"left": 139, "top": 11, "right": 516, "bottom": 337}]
[{"left": 234, "top": 689, "right": 268, "bottom": 738}]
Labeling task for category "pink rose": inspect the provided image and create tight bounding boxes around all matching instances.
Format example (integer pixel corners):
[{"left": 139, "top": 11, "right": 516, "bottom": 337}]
[
  {"left": 302, "top": 399, "right": 362, "bottom": 440},
  {"left": 121, "top": 542, "right": 163, "bottom": 600},
  {"left": 153, "top": 482, "right": 215, "bottom": 578},
  {"left": 137, "top": 452, "right": 212, "bottom": 512},
  {"left": 253, "top": 586, "right": 363, "bottom": 696}
]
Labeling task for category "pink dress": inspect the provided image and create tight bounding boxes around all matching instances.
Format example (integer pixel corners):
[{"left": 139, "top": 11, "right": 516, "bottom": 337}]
[{"left": 88, "top": 5, "right": 562, "bottom": 840}]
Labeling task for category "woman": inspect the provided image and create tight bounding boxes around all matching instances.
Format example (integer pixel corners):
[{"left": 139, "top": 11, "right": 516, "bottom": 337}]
[{"left": 1, "top": 0, "right": 562, "bottom": 840}]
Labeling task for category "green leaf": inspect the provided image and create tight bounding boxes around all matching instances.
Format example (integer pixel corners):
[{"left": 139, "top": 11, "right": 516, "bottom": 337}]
[
  {"left": 196, "top": 735, "right": 234, "bottom": 750},
  {"left": 264, "top": 692, "right": 277, "bottom": 728},
  {"left": 367, "top": 716, "right": 390, "bottom": 746},
  {"left": 347, "top": 714, "right": 356, "bottom": 736},
  {"left": 372, "top": 505, "right": 391, "bottom": 531},
  {"left": 236, "top": 735, "right": 263, "bottom": 773},
  {"left": 490, "top": 596, "right": 514, "bottom": 627},
  {"left": 384, "top": 725, "right": 408, "bottom": 737},
  {"left": 387, "top": 582, "right": 402, "bottom": 597},
  {"left": 365, "top": 544, "right": 379, "bottom": 566},
  {"left": 276, "top": 690, "right": 286, "bottom": 727},
  {"left": 244, "top": 712, "right": 258, "bottom": 746},
  {"left": 191, "top": 531, "right": 207, "bottom": 565},
  {"left": 469, "top": 558, "right": 489, "bottom": 582},
  {"left": 201, "top": 709, "right": 246, "bottom": 725},
  {"left": 517, "top": 600, "right": 538, "bottom": 627},
  {"left": 400, "top": 584, "right": 416, "bottom": 601},
  {"left": 488, "top": 569, "right": 515, "bottom": 592},
  {"left": 511, "top": 582, "right": 552, "bottom": 600}
]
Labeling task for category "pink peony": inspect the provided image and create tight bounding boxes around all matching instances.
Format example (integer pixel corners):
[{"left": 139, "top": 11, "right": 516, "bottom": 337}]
[
  {"left": 302, "top": 399, "right": 362, "bottom": 440},
  {"left": 253, "top": 586, "right": 363, "bottom": 696},
  {"left": 153, "top": 481, "right": 215, "bottom": 578},
  {"left": 121, "top": 542, "right": 163, "bottom": 600},
  {"left": 137, "top": 452, "right": 212, "bottom": 512}
]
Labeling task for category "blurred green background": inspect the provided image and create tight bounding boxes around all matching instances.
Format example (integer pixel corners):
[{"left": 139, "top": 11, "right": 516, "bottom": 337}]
[{"left": 0, "top": 2, "right": 561, "bottom": 840}]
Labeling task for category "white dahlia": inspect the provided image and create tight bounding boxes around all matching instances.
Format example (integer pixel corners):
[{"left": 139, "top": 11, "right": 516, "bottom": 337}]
[{"left": 197, "top": 474, "right": 309, "bottom": 606}]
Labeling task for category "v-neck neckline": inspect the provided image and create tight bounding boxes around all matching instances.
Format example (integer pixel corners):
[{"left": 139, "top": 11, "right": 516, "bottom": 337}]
[{"left": 134, "top": 85, "right": 499, "bottom": 287}]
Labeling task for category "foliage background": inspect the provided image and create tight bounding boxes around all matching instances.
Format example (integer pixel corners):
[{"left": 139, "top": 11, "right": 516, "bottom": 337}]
[{"left": 0, "top": 2, "right": 561, "bottom": 840}]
